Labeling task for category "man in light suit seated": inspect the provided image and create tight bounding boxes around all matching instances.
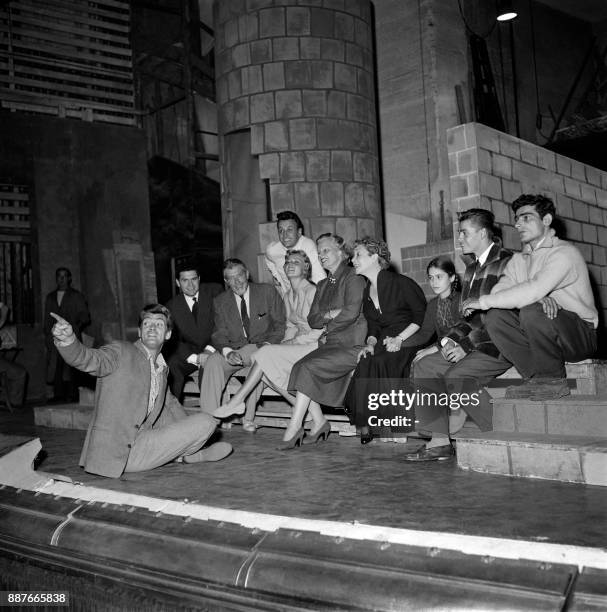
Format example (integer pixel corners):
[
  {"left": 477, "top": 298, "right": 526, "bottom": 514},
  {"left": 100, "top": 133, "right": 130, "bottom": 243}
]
[
  {"left": 51, "top": 304, "right": 231, "bottom": 478},
  {"left": 199, "top": 258, "right": 286, "bottom": 416}
]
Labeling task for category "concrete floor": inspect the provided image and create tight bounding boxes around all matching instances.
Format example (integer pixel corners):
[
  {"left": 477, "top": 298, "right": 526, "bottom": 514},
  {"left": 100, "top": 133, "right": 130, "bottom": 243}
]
[{"left": 1, "top": 406, "right": 606, "bottom": 550}]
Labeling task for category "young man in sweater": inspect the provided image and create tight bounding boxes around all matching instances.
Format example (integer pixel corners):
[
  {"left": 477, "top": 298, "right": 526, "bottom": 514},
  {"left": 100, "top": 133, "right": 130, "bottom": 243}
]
[{"left": 463, "top": 194, "right": 598, "bottom": 401}]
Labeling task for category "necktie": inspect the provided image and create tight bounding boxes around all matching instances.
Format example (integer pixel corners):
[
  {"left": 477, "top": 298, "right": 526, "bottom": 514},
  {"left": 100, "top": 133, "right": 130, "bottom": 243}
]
[
  {"left": 240, "top": 296, "right": 250, "bottom": 338},
  {"left": 191, "top": 296, "right": 199, "bottom": 320}
]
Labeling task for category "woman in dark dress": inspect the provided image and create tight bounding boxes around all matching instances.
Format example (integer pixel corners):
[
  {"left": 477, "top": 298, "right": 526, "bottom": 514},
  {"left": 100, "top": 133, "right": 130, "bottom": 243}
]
[
  {"left": 344, "top": 238, "right": 426, "bottom": 444},
  {"left": 283, "top": 233, "right": 367, "bottom": 450}
]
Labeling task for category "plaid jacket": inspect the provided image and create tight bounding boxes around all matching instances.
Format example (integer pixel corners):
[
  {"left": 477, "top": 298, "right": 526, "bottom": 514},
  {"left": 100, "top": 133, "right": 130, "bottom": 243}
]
[{"left": 445, "top": 242, "right": 512, "bottom": 358}]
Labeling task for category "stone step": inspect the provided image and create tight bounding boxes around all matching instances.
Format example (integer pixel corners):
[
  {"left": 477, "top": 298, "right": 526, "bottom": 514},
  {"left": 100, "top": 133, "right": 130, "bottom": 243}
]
[
  {"left": 33, "top": 402, "right": 359, "bottom": 436},
  {"left": 455, "top": 431, "right": 607, "bottom": 486},
  {"left": 492, "top": 395, "right": 607, "bottom": 437},
  {"left": 34, "top": 403, "right": 91, "bottom": 430},
  {"left": 490, "top": 360, "right": 607, "bottom": 397}
]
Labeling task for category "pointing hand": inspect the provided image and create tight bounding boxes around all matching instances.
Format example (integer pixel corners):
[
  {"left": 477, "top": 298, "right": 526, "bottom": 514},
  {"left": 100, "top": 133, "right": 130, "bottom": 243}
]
[{"left": 50, "top": 312, "right": 75, "bottom": 345}]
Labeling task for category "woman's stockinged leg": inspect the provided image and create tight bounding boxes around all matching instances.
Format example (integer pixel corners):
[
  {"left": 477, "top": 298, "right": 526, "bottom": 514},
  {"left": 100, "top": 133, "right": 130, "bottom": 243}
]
[{"left": 283, "top": 391, "right": 311, "bottom": 441}]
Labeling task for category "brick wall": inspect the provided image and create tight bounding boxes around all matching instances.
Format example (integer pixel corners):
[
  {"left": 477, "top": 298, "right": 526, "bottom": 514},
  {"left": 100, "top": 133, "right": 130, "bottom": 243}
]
[
  {"left": 447, "top": 122, "right": 607, "bottom": 333},
  {"left": 400, "top": 239, "right": 454, "bottom": 297},
  {"left": 214, "top": 0, "right": 381, "bottom": 249}
]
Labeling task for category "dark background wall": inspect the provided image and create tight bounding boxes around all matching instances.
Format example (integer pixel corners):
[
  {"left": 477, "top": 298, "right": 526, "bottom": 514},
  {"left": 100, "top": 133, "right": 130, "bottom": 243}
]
[{"left": 0, "top": 112, "right": 152, "bottom": 400}]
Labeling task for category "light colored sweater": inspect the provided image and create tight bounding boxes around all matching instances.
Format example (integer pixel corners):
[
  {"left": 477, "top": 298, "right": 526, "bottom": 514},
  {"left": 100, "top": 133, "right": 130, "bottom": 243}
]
[{"left": 479, "top": 235, "right": 598, "bottom": 328}]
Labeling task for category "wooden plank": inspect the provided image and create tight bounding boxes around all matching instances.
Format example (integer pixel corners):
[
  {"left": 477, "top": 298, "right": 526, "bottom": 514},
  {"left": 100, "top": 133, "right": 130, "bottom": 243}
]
[
  {"left": 0, "top": 220, "right": 29, "bottom": 229},
  {"left": 5, "top": 75, "right": 135, "bottom": 104},
  {"left": 3, "top": 39, "right": 133, "bottom": 69},
  {"left": 0, "top": 88, "right": 137, "bottom": 114},
  {"left": 0, "top": 206, "right": 30, "bottom": 215},
  {"left": 11, "top": 2, "right": 130, "bottom": 42},
  {"left": 0, "top": 61, "right": 133, "bottom": 93},
  {"left": 1, "top": 24, "right": 133, "bottom": 59},
  {"left": 0, "top": 234, "right": 33, "bottom": 243},
  {"left": 8, "top": 11, "right": 131, "bottom": 46},
  {"left": 0, "top": 51, "right": 135, "bottom": 80},
  {"left": 0, "top": 193, "right": 29, "bottom": 202},
  {"left": 11, "top": 0, "right": 130, "bottom": 28}
]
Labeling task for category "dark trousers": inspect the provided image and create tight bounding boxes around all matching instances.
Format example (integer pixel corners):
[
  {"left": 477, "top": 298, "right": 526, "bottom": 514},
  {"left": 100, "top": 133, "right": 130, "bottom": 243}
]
[
  {"left": 485, "top": 304, "right": 597, "bottom": 379},
  {"left": 167, "top": 354, "right": 198, "bottom": 399},
  {"left": 413, "top": 350, "right": 511, "bottom": 434}
]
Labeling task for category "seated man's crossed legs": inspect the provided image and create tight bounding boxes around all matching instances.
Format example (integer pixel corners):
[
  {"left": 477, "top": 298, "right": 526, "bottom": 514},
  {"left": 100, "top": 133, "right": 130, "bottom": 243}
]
[
  {"left": 198, "top": 345, "right": 263, "bottom": 417},
  {"left": 406, "top": 349, "right": 510, "bottom": 461}
]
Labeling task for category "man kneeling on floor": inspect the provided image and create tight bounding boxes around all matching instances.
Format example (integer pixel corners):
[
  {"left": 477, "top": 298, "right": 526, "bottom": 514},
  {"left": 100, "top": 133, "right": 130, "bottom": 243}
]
[
  {"left": 51, "top": 304, "right": 232, "bottom": 478},
  {"left": 463, "top": 194, "right": 598, "bottom": 401}
]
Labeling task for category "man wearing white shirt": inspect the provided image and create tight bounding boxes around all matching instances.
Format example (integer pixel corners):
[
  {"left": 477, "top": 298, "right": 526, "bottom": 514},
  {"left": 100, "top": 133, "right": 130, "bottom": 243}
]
[
  {"left": 165, "top": 263, "right": 222, "bottom": 400},
  {"left": 265, "top": 211, "right": 325, "bottom": 295},
  {"left": 198, "top": 259, "right": 286, "bottom": 415}
]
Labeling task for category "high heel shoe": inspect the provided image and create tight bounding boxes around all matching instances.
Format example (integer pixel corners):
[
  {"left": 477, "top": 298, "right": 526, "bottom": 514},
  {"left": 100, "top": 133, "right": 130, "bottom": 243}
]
[
  {"left": 360, "top": 431, "right": 374, "bottom": 445},
  {"left": 213, "top": 401, "right": 245, "bottom": 419},
  {"left": 303, "top": 420, "right": 331, "bottom": 445},
  {"left": 276, "top": 428, "right": 304, "bottom": 450}
]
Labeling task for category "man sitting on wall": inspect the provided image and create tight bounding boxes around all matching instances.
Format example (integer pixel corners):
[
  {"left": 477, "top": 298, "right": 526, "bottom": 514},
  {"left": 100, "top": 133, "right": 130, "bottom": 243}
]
[
  {"left": 405, "top": 209, "right": 513, "bottom": 462},
  {"left": 199, "top": 258, "right": 286, "bottom": 416},
  {"left": 265, "top": 210, "right": 326, "bottom": 296},
  {"left": 51, "top": 304, "right": 231, "bottom": 478},
  {"left": 463, "top": 193, "right": 598, "bottom": 401},
  {"left": 165, "top": 262, "right": 222, "bottom": 400}
]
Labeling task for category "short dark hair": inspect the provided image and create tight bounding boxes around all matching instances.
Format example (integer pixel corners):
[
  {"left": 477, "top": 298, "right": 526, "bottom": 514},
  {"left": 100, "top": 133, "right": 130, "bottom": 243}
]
[
  {"left": 139, "top": 303, "right": 173, "bottom": 330},
  {"left": 176, "top": 259, "right": 199, "bottom": 278},
  {"left": 56, "top": 267, "right": 72, "bottom": 278},
  {"left": 223, "top": 258, "right": 248, "bottom": 274},
  {"left": 277, "top": 210, "right": 304, "bottom": 233},
  {"left": 511, "top": 194, "right": 556, "bottom": 223},
  {"left": 316, "top": 233, "right": 351, "bottom": 258},
  {"left": 353, "top": 237, "right": 391, "bottom": 269},
  {"left": 458, "top": 208, "right": 495, "bottom": 240},
  {"left": 426, "top": 256, "right": 461, "bottom": 292}
]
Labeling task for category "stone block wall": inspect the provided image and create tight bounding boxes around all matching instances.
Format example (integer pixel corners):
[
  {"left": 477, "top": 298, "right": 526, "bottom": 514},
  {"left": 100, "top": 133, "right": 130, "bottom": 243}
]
[
  {"left": 400, "top": 238, "right": 454, "bottom": 297},
  {"left": 214, "top": 0, "right": 382, "bottom": 250},
  {"left": 447, "top": 122, "right": 607, "bottom": 333}
]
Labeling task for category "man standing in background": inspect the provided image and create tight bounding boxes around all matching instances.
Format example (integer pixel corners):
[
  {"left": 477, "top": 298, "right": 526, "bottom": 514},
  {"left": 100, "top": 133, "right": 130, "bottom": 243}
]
[{"left": 43, "top": 267, "right": 90, "bottom": 402}]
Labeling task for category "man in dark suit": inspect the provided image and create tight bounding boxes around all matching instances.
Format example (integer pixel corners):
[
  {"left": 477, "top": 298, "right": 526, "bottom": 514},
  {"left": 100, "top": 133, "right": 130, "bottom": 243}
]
[
  {"left": 43, "top": 267, "right": 90, "bottom": 402},
  {"left": 51, "top": 304, "right": 231, "bottom": 478},
  {"left": 406, "top": 209, "right": 513, "bottom": 461},
  {"left": 165, "top": 263, "right": 222, "bottom": 400},
  {"left": 199, "top": 258, "right": 286, "bottom": 416}
]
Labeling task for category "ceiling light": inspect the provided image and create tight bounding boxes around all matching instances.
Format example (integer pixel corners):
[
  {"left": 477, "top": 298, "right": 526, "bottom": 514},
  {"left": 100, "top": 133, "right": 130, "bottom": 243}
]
[{"left": 497, "top": 0, "right": 517, "bottom": 21}]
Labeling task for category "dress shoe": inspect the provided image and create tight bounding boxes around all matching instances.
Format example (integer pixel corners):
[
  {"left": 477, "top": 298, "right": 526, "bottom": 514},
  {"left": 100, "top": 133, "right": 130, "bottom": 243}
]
[
  {"left": 213, "top": 401, "right": 245, "bottom": 419},
  {"left": 183, "top": 442, "right": 233, "bottom": 463},
  {"left": 530, "top": 378, "right": 569, "bottom": 401},
  {"left": 276, "top": 428, "right": 304, "bottom": 450},
  {"left": 403, "top": 444, "right": 454, "bottom": 462},
  {"left": 303, "top": 420, "right": 331, "bottom": 445},
  {"left": 241, "top": 419, "right": 257, "bottom": 433},
  {"left": 360, "top": 431, "right": 374, "bottom": 445}
]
